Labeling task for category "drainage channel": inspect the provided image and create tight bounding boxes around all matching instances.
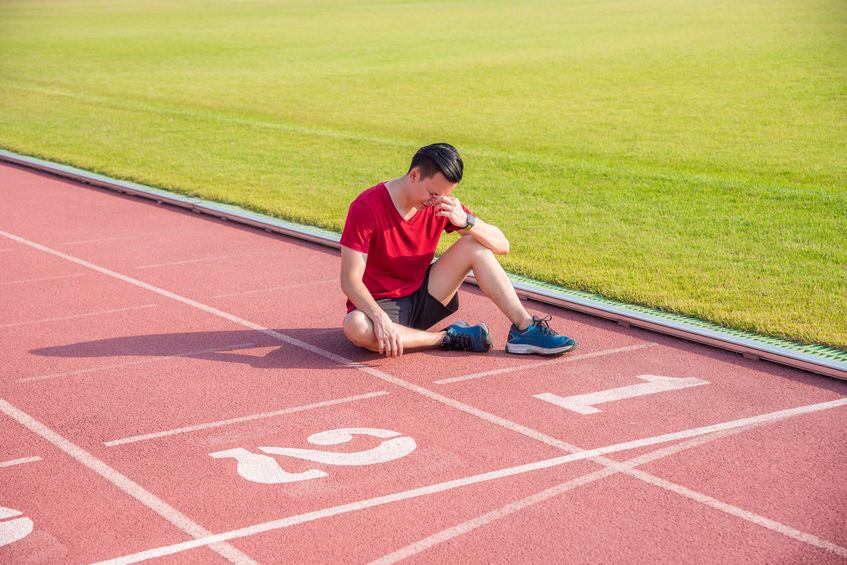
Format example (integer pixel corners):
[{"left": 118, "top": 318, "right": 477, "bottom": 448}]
[{"left": 2, "top": 149, "right": 845, "bottom": 381}]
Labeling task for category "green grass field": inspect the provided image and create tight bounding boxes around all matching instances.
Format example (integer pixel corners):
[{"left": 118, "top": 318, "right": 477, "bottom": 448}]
[{"left": 1, "top": 0, "right": 845, "bottom": 349}]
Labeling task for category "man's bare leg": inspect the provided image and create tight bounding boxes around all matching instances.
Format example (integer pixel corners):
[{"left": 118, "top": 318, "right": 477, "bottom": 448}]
[
  {"left": 343, "top": 309, "right": 445, "bottom": 353},
  {"left": 428, "top": 235, "right": 533, "bottom": 330}
]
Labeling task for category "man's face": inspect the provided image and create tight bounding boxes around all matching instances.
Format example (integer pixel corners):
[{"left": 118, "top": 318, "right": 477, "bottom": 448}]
[{"left": 410, "top": 169, "right": 457, "bottom": 210}]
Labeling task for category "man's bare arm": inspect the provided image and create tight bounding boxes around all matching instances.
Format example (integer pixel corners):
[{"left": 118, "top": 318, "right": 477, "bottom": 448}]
[
  {"left": 340, "top": 246, "right": 403, "bottom": 356},
  {"left": 458, "top": 216, "right": 509, "bottom": 255},
  {"left": 433, "top": 196, "right": 510, "bottom": 255}
]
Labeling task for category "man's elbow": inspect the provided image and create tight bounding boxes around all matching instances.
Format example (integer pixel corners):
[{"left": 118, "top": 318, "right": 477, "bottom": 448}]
[{"left": 493, "top": 238, "right": 510, "bottom": 255}]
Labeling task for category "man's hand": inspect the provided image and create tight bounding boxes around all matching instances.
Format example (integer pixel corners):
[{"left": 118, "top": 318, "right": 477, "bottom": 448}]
[
  {"left": 433, "top": 196, "right": 468, "bottom": 228},
  {"left": 432, "top": 198, "right": 511, "bottom": 255},
  {"left": 372, "top": 309, "right": 404, "bottom": 357}
]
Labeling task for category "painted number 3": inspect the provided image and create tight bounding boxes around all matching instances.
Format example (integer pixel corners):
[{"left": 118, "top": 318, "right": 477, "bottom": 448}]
[{"left": 209, "top": 428, "right": 416, "bottom": 484}]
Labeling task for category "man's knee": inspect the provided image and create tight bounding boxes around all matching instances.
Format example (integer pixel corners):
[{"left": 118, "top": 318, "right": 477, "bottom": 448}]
[
  {"left": 453, "top": 234, "right": 495, "bottom": 261},
  {"left": 343, "top": 311, "right": 375, "bottom": 348}
]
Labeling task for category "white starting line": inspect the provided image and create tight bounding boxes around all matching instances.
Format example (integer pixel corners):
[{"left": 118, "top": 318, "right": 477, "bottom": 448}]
[
  {"left": 0, "top": 273, "right": 85, "bottom": 286},
  {"left": 103, "top": 390, "right": 390, "bottom": 446},
  {"left": 211, "top": 278, "right": 337, "bottom": 299},
  {"left": 435, "top": 342, "right": 656, "bottom": 384},
  {"left": 0, "top": 456, "right": 42, "bottom": 469},
  {"left": 0, "top": 304, "right": 157, "bottom": 330}
]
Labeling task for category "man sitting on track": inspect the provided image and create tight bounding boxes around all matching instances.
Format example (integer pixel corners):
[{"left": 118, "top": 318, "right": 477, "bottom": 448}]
[{"left": 340, "top": 142, "right": 578, "bottom": 357}]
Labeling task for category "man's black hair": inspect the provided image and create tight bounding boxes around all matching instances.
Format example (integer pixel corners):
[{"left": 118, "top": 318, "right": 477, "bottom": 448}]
[{"left": 408, "top": 143, "right": 463, "bottom": 183}]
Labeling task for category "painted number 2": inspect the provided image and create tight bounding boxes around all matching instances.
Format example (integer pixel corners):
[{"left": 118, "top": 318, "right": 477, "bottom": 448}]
[
  {"left": 0, "top": 506, "right": 33, "bottom": 548},
  {"left": 209, "top": 428, "right": 416, "bottom": 484}
]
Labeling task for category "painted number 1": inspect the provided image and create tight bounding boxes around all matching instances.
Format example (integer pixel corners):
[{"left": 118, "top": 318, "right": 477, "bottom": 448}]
[
  {"left": 535, "top": 374, "right": 709, "bottom": 415},
  {"left": 210, "top": 428, "right": 416, "bottom": 484}
]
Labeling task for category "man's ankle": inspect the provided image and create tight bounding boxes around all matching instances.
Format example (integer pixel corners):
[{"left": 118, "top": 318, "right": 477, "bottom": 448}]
[
  {"left": 515, "top": 316, "right": 534, "bottom": 332},
  {"left": 439, "top": 330, "right": 450, "bottom": 347}
]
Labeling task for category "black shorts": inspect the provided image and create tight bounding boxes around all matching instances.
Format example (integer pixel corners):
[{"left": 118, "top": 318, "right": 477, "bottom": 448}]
[{"left": 374, "top": 266, "right": 459, "bottom": 330}]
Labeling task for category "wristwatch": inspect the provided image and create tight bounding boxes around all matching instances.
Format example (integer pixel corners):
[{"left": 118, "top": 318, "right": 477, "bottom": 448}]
[{"left": 462, "top": 213, "right": 476, "bottom": 231}]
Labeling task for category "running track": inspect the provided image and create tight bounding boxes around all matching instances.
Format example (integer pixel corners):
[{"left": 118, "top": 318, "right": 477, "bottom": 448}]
[{"left": 1, "top": 162, "right": 845, "bottom": 564}]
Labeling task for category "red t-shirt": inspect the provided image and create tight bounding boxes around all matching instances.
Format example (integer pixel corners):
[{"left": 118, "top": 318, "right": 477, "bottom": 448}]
[{"left": 340, "top": 183, "right": 470, "bottom": 312}]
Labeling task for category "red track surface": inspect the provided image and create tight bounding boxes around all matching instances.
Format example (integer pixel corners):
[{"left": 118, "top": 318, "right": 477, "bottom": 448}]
[{"left": 1, "top": 162, "right": 846, "bottom": 564}]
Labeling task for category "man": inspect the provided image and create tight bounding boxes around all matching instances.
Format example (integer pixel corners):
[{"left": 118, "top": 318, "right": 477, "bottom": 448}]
[{"left": 340, "top": 142, "right": 577, "bottom": 357}]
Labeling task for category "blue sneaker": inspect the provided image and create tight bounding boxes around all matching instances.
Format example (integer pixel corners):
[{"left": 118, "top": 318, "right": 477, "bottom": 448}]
[
  {"left": 506, "top": 315, "right": 577, "bottom": 355},
  {"left": 442, "top": 321, "right": 492, "bottom": 352}
]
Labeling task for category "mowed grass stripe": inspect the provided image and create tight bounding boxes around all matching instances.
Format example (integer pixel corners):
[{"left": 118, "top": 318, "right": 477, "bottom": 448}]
[
  {"left": 6, "top": 79, "right": 832, "bottom": 198},
  {"left": 0, "top": 0, "right": 844, "bottom": 348}
]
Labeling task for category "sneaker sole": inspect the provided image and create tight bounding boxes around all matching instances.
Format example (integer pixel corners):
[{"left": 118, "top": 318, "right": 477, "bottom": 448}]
[
  {"left": 505, "top": 341, "right": 577, "bottom": 355},
  {"left": 477, "top": 322, "right": 493, "bottom": 352}
]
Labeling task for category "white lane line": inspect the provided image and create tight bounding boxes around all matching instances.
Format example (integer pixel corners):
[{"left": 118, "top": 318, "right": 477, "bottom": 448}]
[
  {"left": 0, "top": 304, "right": 157, "bottom": 329},
  {"left": 104, "top": 391, "right": 390, "bottom": 446},
  {"left": 627, "top": 468, "right": 847, "bottom": 558},
  {"left": 0, "top": 456, "right": 42, "bottom": 469},
  {"left": 93, "top": 397, "right": 847, "bottom": 564},
  {"left": 370, "top": 426, "right": 757, "bottom": 564},
  {"left": 212, "top": 279, "right": 337, "bottom": 299},
  {"left": 435, "top": 343, "right": 656, "bottom": 384},
  {"left": 0, "top": 273, "right": 85, "bottom": 286},
  {"left": 0, "top": 399, "right": 258, "bottom": 565},
  {"left": 62, "top": 230, "right": 183, "bottom": 246},
  {"left": 0, "top": 248, "right": 13, "bottom": 252},
  {"left": 18, "top": 342, "right": 257, "bottom": 383},
  {"left": 135, "top": 253, "right": 252, "bottom": 269}
]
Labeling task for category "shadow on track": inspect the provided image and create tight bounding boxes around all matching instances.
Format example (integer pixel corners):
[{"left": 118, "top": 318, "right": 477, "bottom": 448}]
[
  {"left": 29, "top": 324, "right": 847, "bottom": 393},
  {"left": 29, "top": 329, "right": 376, "bottom": 370}
]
